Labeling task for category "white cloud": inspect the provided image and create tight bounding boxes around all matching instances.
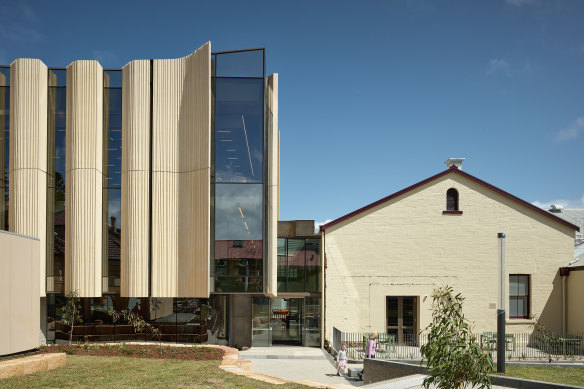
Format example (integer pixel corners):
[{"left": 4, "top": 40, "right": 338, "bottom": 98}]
[
  {"left": 554, "top": 117, "right": 584, "bottom": 143},
  {"left": 532, "top": 195, "right": 584, "bottom": 210},
  {"left": 314, "top": 219, "right": 333, "bottom": 233},
  {"left": 486, "top": 59, "right": 511, "bottom": 77}
]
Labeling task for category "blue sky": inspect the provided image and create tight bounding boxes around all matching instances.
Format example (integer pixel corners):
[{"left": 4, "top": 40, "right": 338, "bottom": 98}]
[{"left": 2, "top": 0, "right": 583, "bottom": 226}]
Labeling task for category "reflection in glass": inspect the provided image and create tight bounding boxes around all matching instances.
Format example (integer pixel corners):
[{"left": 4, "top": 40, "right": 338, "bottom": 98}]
[
  {"left": 252, "top": 297, "right": 270, "bottom": 346},
  {"left": 276, "top": 237, "right": 321, "bottom": 293},
  {"left": 286, "top": 239, "right": 306, "bottom": 292},
  {"left": 103, "top": 86, "right": 122, "bottom": 292},
  {"left": 304, "top": 297, "right": 321, "bottom": 347},
  {"left": 215, "top": 49, "right": 264, "bottom": 78},
  {"left": 215, "top": 184, "right": 262, "bottom": 240},
  {"left": 0, "top": 67, "right": 9, "bottom": 230},
  {"left": 215, "top": 78, "right": 263, "bottom": 183},
  {"left": 46, "top": 82, "right": 66, "bottom": 293}
]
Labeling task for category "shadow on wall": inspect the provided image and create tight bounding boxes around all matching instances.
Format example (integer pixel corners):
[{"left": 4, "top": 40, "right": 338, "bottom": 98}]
[{"left": 536, "top": 271, "right": 563, "bottom": 333}]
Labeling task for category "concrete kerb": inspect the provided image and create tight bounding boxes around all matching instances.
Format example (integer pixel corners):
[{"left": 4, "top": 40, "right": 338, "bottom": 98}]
[
  {"left": 0, "top": 353, "right": 66, "bottom": 380},
  {"left": 363, "top": 359, "right": 584, "bottom": 389}
]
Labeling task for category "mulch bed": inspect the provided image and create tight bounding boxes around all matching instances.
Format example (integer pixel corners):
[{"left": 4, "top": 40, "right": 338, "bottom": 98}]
[{"left": 39, "top": 344, "right": 225, "bottom": 360}]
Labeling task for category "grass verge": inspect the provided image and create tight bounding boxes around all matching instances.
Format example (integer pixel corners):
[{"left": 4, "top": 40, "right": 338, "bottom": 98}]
[
  {"left": 0, "top": 355, "right": 309, "bottom": 389},
  {"left": 499, "top": 365, "right": 584, "bottom": 387}
]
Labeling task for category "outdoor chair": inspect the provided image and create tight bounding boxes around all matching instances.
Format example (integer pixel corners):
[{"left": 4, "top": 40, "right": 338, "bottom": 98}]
[
  {"left": 558, "top": 334, "right": 583, "bottom": 355},
  {"left": 481, "top": 332, "right": 515, "bottom": 351}
]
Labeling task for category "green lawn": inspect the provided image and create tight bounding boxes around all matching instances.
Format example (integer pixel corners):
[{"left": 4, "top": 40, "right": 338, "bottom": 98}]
[
  {"left": 0, "top": 355, "right": 309, "bottom": 389},
  {"left": 500, "top": 365, "right": 584, "bottom": 387}
]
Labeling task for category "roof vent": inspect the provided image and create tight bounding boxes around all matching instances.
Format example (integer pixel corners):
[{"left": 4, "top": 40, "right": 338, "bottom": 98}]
[
  {"left": 549, "top": 204, "right": 564, "bottom": 213},
  {"left": 444, "top": 158, "right": 465, "bottom": 170}
]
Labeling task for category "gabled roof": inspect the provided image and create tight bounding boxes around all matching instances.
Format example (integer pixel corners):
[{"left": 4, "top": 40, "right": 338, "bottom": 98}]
[{"left": 320, "top": 165, "right": 581, "bottom": 232}]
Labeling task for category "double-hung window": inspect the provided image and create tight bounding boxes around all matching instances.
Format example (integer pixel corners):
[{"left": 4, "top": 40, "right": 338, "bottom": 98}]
[{"left": 509, "top": 275, "right": 530, "bottom": 319}]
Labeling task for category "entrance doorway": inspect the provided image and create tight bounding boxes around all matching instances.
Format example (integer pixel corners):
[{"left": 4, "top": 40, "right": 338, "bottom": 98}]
[
  {"left": 386, "top": 296, "right": 418, "bottom": 345},
  {"left": 271, "top": 298, "right": 302, "bottom": 345},
  {"left": 251, "top": 297, "right": 321, "bottom": 347}
]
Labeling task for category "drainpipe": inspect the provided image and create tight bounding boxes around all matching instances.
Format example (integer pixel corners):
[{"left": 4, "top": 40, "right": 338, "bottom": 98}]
[{"left": 560, "top": 267, "right": 569, "bottom": 335}]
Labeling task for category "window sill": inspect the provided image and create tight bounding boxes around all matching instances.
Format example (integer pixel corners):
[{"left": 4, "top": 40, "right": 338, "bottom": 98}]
[
  {"left": 507, "top": 318, "right": 535, "bottom": 325},
  {"left": 442, "top": 210, "right": 463, "bottom": 215}
]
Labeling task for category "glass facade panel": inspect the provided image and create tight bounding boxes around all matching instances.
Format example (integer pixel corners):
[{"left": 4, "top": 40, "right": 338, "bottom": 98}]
[
  {"left": 215, "top": 184, "right": 263, "bottom": 240},
  {"left": 252, "top": 297, "right": 271, "bottom": 347},
  {"left": 103, "top": 84, "right": 122, "bottom": 292},
  {"left": 276, "top": 237, "right": 321, "bottom": 293},
  {"left": 305, "top": 239, "right": 320, "bottom": 292},
  {"left": 214, "top": 78, "right": 264, "bottom": 183},
  {"left": 46, "top": 76, "right": 66, "bottom": 293},
  {"left": 0, "top": 67, "right": 9, "bottom": 230},
  {"left": 215, "top": 49, "right": 264, "bottom": 78},
  {"left": 286, "top": 239, "right": 305, "bottom": 292},
  {"left": 304, "top": 297, "right": 321, "bottom": 347}
]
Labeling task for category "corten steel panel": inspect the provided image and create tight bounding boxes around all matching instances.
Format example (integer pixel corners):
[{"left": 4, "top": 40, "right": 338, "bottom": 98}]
[
  {"left": 151, "top": 42, "right": 210, "bottom": 297},
  {"left": 265, "top": 74, "right": 279, "bottom": 297},
  {"left": 121, "top": 60, "right": 150, "bottom": 297},
  {"left": 8, "top": 58, "right": 48, "bottom": 297},
  {"left": 0, "top": 231, "right": 40, "bottom": 356},
  {"left": 65, "top": 61, "right": 103, "bottom": 297}
]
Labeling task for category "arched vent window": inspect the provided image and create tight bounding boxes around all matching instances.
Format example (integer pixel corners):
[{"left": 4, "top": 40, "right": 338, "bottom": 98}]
[{"left": 446, "top": 188, "right": 459, "bottom": 211}]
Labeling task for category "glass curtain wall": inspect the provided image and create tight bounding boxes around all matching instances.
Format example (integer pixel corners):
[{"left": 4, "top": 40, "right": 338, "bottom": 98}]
[
  {"left": 47, "top": 297, "right": 221, "bottom": 344},
  {"left": 0, "top": 66, "right": 9, "bottom": 230},
  {"left": 46, "top": 69, "right": 67, "bottom": 293},
  {"left": 212, "top": 49, "right": 265, "bottom": 293},
  {"left": 277, "top": 238, "right": 321, "bottom": 293},
  {"left": 103, "top": 70, "right": 122, "bottom": 293}
]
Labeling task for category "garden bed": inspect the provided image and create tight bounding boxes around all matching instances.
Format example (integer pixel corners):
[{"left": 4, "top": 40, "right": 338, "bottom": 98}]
[{"left": 39, "top": 344, "right": 224, "bottom": 360}]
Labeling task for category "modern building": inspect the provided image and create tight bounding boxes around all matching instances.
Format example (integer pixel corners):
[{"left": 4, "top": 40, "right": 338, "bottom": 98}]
[
  {"left": 0, "top": 42, "right": 325, "bottom": 352},
  {"left": 320, "top": 159, "right": 579, "bottom": 345}
]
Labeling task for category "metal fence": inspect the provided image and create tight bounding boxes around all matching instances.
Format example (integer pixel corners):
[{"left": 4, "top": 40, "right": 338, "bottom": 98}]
[{"left": 332, "top": 328, "right": 584, "bottom": 361}]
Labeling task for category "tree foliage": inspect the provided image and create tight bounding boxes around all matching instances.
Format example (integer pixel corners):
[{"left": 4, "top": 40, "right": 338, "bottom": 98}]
[
  {"left": 62, "top": 290, "right": 82, "bottom": 346},
  {"left": 421, "top": 286, "right": 493, "bottom": 389}
]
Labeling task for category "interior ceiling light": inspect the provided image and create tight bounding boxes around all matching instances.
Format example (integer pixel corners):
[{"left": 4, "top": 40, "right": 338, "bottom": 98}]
[
  {"left": 217, "top": 130, "right": 231, "bottom": 133},
  {"left": 228, "top": 157, "right": 238, "bottom": 160},
  {"left": 220, "top": 139, "right": 232, "bottom": 142},
  {"left": 244, "top": 221, "right": 249, "bottom": 230},
  {"left": 239, "top": 207, "right": 244, "bottom": 219},
  {"left": 241, "top": 115, "right": 255, "bottom": 177}
]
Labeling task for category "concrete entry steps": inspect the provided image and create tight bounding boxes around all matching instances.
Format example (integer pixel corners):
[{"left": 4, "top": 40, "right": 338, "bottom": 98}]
[{"left": 0, "top": 353, "right": 66, "bottom": 380}]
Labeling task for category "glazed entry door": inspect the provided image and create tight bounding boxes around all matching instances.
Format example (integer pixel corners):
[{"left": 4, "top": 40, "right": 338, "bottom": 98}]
[{"left": 386, "top": 296, "right": 418, "bottom": 345}]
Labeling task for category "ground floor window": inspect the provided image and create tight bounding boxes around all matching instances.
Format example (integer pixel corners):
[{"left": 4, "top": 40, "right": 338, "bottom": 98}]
[
  {"left": 386, "top": 296, "right": 418, "bottom": 345},
  {"left": 509, "top": 274, "right": 530, "bottom": 319}
]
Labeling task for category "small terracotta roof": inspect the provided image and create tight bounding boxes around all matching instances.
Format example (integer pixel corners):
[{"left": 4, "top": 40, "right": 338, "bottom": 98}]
[{"left": 320, "top": 165, "right": 580, "bottom": 232}]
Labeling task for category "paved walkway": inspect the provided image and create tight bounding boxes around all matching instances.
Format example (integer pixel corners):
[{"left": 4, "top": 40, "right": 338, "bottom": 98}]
[
  {"left": 240, "top": 346, "right": 364, "bottom": 388},
  {"left": 238, "top": 346, "right": 510, "bottom": 389}
]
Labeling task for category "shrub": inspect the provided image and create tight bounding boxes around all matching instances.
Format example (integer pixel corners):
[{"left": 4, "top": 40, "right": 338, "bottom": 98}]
[{"left": 421, "top": 285, "right": 493, "bottom": 389}]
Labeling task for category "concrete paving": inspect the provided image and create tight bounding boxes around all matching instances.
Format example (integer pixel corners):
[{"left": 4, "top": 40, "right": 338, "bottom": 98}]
[
  {"left": 239, "top": 346, "right": 511, "bottom": 389},
  {"left": 240, "top": 346, "right": 364, "bottom": 388}
]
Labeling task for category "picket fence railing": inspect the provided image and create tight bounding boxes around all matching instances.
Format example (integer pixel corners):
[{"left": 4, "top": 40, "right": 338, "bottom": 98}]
[{"left": 332, "top": 327, "right": 584, "bottom": 361}]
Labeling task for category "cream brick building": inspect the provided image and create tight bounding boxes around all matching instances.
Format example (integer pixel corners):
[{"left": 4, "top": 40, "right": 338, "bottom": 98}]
[{"left": 320, "top": 162, "right": 578, "bottom": 344}]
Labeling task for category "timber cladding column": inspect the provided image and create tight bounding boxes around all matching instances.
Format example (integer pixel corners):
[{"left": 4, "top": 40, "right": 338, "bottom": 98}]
[
  {"left": 9, "top": 58, "right": 48, "bottom": 297},
  {"left": 151, "top": 42, "right": 211, "bottom": 297},
  {"left": 120, "top": 60, "right": 150, "bottom": 297},
  {"left": 265, "top": 74, "right": 279, "bottom": 297},
  {"left": 65, "top": 60, "right": 103, "bottom": 297}
]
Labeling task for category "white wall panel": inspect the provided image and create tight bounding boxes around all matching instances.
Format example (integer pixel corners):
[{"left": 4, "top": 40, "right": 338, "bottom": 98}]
[
  {"left": 65, "top": 61, "right": 103, "bottom": 297},
  {"left": 8, "top": 58, "right": 47, "bottom": 296}
]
